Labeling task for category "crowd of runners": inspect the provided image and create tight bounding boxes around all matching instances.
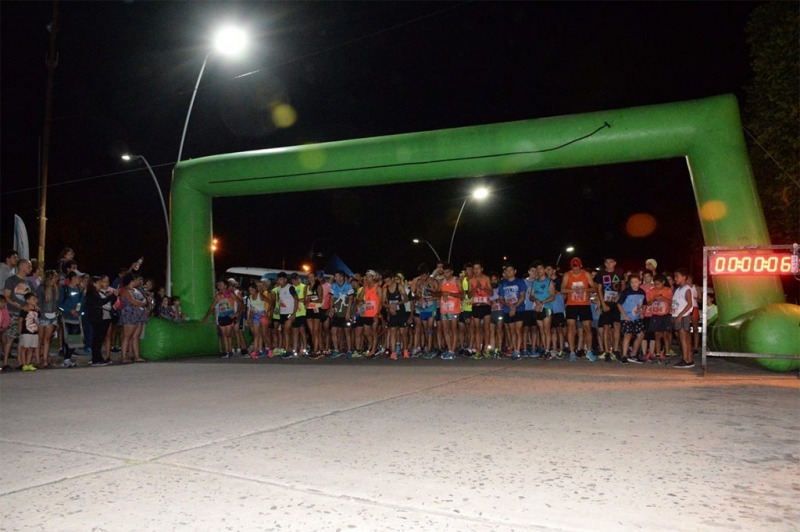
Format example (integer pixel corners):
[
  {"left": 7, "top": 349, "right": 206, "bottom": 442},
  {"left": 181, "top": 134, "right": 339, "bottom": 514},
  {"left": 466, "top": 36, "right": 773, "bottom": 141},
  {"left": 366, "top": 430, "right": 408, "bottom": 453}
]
[
  {"left": 205, "top": 257, "right": 714, "bottom": 369},
  {"left": 0, "top": 245, "right": 714, "bottom": 372}
]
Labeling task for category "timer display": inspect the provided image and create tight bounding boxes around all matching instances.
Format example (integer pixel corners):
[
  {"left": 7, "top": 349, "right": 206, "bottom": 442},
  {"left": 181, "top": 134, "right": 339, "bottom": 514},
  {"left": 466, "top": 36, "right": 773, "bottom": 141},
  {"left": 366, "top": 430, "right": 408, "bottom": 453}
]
[{"left": 708, "top": 252, "right": 794, "bottom": 276}]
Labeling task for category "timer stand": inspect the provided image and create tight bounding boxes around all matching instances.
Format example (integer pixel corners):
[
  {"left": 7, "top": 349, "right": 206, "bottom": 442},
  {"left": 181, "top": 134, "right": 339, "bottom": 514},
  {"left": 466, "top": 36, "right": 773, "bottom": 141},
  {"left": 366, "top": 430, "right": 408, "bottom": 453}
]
[{"left": 701, "top": 244, "right": 800, "bottom": 376}]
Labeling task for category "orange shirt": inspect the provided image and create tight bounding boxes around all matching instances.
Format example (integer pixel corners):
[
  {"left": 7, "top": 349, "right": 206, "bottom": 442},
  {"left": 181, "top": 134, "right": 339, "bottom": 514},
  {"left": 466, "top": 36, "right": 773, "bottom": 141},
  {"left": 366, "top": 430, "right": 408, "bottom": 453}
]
[
  {"left": 647, "top": 286, "right": 672, "bottom": 316},
  {"left": 439, "top": 277, "right": 462, "bottom": 314},
  {"left": 362, "top": 285, "right": 380, "bottom": 318},
  {"left": 565, "top": 270, "right": 592, "bottom": 306}
]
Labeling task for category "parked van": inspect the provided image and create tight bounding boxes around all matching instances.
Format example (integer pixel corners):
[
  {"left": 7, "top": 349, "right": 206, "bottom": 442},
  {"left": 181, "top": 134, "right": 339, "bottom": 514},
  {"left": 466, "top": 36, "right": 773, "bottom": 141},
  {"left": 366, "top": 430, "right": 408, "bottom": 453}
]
[{"left": 225, "top": 267, "right": 308, "bottom": 288}]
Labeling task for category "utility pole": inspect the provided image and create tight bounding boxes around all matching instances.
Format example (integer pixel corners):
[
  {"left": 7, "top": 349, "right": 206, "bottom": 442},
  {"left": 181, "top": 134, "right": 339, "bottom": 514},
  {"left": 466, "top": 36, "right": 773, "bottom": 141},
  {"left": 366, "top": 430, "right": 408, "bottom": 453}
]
[{"left": 37, "top": 0, "right": 59, "bottom": 266}]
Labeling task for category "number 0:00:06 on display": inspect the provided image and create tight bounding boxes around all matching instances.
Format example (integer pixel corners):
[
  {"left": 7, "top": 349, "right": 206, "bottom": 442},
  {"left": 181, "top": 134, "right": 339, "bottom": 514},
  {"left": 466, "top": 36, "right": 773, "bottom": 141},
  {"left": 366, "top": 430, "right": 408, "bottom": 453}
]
[{"left": 709, "top": 253, "right": 793, "bottom": 276}]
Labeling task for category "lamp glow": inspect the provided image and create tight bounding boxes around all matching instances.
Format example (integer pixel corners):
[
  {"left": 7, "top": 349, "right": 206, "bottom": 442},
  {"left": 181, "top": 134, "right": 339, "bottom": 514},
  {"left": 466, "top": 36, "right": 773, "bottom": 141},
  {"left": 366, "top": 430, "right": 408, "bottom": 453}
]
[{"left": 214, "top": 26, "right": 247, "bottom": 56}]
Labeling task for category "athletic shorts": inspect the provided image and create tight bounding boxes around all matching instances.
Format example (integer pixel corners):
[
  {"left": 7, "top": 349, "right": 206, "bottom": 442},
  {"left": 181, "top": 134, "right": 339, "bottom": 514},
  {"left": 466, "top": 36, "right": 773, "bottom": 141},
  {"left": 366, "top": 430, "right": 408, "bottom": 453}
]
[
  {"left": 471, "top": 305, "right": 491, "bottom": 320},
  {"left": 318, "top": 312, "right": 329, "bottom": 324},
  {"left": 534, "top": 308, "right": 552, "bottom": 322},
  {"left": 331, "top": 316, "right": 348, "bottom": 328},
  {"left": 598, "top": 306, "right": 621, "bottom": 326},
  {"left": 278, "top": 314, "right": 293, "bottom": 325},
  {"left": 417, "top": 310, "right": 435, "bottom": 322},
  {"left": 387, "top": 314, "right": 407, "bottom": 328},
  {"left": 458, "top": 310, "right": 471, "bottom": 324},
  {"left": 356, "top": 316, "right": 374, "bottom": 327},
  {"left": 291, "top": 316, "right": 306, "bottom": 329},
  {"left": 642, "top": 317, "right": 655, "bottom": 340},
  {"left": 490, "top": 310, "right": 504, "bottom": 325},
  {"left": 551, "top": 312, "right": 566, "bottom": 328},
  {"left": 649, "top": 314, "right": 672, "bottom": 332},
  {"left": 251, "top": 311, "right": 266, "bottom": 325},
  {"left": 306, "top": 310, "right": 322, "bottom": 320},
  {"left": 673, "top": 315, "right": 692, "bottom": 332},
  {"left": 566, "top": 306, "right": 593, "bottom": 322},
  {"left": 692, "top": 307, "right": 700, "bottom": 320},
  {"left": 503, "top": 312, "right": 521, "bottom": 324},
  {"left": 621, "top": 319, "right": 645, "bottom": 335},
  {"left": 521, "top": 310, "right": 536, "bottom": 327},
  {"left": 217, "top": 315, "right": 235, "bottom": 327},
  {"left": 440, "top": 313, "right": 459, "bottom": 321}
]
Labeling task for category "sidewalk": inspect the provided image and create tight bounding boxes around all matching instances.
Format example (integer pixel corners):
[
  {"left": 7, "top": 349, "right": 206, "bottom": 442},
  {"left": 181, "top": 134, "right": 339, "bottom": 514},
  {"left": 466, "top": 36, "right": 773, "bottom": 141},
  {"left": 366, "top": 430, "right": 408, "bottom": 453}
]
[{"left": 1, "top": 356, "right": 798, "bottom": 531}]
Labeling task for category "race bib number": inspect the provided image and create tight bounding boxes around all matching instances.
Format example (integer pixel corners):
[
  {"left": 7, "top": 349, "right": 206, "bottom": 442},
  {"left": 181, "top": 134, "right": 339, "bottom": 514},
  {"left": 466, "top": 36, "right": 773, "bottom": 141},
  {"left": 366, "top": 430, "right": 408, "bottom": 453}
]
[
  {"left": 441, "top": 298, "right": 457, "bottom": 313},
  {"left": 603, "top": 290, "right": 618, "bottom": 302},
  {"left": 365, "top": 301, "right": 377, "bottom": 312},
  {"left": 651, "top": 301, "right": 667, "bottom": 315},
  {"left": 570, "top": 282, "right": 587, "bottom": 302},
  {"left": 474, "top": 296, "right": 489, "bottom": 304}
]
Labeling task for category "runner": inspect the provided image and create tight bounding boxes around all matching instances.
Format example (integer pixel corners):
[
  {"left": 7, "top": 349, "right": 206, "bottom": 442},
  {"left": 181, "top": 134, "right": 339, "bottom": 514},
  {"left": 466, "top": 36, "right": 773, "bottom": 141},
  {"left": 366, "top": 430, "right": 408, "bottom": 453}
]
[
  {"left": 521, "top": 263, "right": 539, "bottom": 357},
  {"left": 617, "top": 274, "right": 648, "bottom": 363},
  {"left": 328, "top": 271, "right": 354, "bottom": 357},
  {"left": 383, "top": 271, "right": 410, "bottom": 359},
  {"left": 469, "top": 260, "right": 493, "bottom": 358},
  {"left": 530, "top": 262, "right": 556, "bottom": 359},
  {"left": 411, "top": 264, "right": 439, "bottom": 357},
  {"left": 488, "top": 272, "right": 504, "bottom": 356},
  {"left": 498, "top": 263, "right": 527, "bottom": 359},
  {"left": 275, "top": 272, "right": 299, "bottom": 357},
  {"left": 458, "top": 263, "right": 474, "bottom": 354},
  {"left": 561, "top": 257, "right": 598, "bottom": 362},
  {"left": 435, "top": 263, "right": 464, "bottom": 360},
  {"left": 357, "top": 270, "right": 382, "bottom": 357},
  {"left": 200, "top": 279, "right": 238, "bottom": 358},
  {"left": 548, "top": 266, "right": 566, "bottom": 358},
  {"left": 595, "top": 256, "right": 625, "bottom": 359},
  {"left": 305, "top": 271, "right": 325, "bottom": 358},
  {"left": 670, "top": 268, "right": 695, "bottom": 368}
]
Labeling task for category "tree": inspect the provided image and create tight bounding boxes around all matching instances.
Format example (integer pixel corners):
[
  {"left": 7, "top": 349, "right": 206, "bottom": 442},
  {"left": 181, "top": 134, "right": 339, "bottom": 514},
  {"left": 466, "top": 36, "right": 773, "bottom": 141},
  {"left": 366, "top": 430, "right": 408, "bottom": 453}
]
[{"left": 744, "top": 2, "right": 799, "bottom": 243}]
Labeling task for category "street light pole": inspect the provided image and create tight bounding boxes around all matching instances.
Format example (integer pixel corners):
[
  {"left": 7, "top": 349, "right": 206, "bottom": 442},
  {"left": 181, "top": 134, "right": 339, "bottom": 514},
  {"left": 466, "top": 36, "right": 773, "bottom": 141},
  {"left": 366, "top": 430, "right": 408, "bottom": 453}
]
[
  {"left": 447, "top": 186, "right": 489, "bottom": 264},
  {"left": 123, "top": 155, "right": 171, "bottom": 295},
  {"left": 176, "top": 51, "right": 211, "bottom": 164},
  {"left": 555, "top": 246, "right": 575, "bottom": 268},
  {"left": 412, "top": 239, "right": 442, "bottom": 262}
]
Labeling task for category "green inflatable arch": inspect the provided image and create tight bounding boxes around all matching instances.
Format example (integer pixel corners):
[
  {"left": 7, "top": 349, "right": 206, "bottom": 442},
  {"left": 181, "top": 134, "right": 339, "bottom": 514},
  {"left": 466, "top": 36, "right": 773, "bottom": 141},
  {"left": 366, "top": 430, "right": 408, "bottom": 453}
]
[{"left": 142, "top": 94, "right": 799, "bottom": 371}]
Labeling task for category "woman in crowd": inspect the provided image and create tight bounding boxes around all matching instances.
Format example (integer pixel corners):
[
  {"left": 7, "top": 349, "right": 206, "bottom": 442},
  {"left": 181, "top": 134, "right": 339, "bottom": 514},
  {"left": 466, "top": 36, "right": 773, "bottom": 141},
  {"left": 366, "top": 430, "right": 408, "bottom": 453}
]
[
  {"left": 86, "top": 275, "right": 117, "bottom": 366},
  {"left": 305, "top": 271, "right": 325, "bottom": 357},
  {"left": 35, "top": 270, "right": 60, "bottom": 367},
  {"left": 246, "top": 282, "right": 268, "bottom": 357},
  {"left": 118, "top": 273, "right": 148, "bottom": 363}
]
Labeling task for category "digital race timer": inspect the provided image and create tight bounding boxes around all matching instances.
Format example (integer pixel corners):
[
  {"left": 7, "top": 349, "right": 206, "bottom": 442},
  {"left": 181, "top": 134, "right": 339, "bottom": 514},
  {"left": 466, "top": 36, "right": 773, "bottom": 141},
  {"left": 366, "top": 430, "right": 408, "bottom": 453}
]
[{"left": 708, "top": 251, "right": 795, "bottom": 276}]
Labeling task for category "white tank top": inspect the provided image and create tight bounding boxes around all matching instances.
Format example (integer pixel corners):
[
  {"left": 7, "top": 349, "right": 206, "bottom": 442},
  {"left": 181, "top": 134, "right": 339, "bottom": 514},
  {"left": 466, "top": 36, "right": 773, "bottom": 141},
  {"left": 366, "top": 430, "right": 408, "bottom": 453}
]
[
  {"left": 249, "top": 295, "right": 266, "bottom": 313},
  {"left": 671, "top": 285, "right": 693, "bottom": 318}
]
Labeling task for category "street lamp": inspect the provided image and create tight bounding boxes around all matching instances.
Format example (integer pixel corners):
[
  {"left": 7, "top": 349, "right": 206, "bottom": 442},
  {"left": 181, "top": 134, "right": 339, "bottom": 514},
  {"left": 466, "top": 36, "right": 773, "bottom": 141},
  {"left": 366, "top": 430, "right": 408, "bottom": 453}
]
[
  {"left": 448, "top": 186, "right": 489, "bottom": 263},
  {"left": 122, "top": 154, "right": 171, "bottom": 295},
  {"left": 555, "top": 246, "right": 575, "bottom": 267},
  {"left": 176, "top": 25, "right": 248, "bottom": 163},
  {"left": 412, "top": 238, "right": 442, "bottom": 262}
]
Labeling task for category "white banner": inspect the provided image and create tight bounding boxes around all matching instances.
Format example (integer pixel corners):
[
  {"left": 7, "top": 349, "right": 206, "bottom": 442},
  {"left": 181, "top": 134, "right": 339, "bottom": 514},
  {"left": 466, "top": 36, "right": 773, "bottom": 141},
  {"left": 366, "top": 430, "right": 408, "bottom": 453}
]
[{"left": 13, "top": 215, "right": 30, "bottom": 260}]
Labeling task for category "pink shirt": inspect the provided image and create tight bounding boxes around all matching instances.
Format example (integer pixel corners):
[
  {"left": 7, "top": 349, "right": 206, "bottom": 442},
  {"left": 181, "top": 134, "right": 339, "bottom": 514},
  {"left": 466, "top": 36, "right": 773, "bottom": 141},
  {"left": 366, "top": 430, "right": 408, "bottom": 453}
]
[{"left": 0, "top": 307, "right": 10, "bottom": 330}]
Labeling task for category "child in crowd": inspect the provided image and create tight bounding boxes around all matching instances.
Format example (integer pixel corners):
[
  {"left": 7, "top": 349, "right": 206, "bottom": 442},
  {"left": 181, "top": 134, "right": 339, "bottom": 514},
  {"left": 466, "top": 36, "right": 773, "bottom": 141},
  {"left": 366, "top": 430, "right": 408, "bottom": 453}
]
[
  {"left": 18, "top": 293, "right": 40, "bottom": 371},
  {"left": 157, "top": 296, "right": 175, "bottom": 320},
  {"left": 647, "top": 274, "right": 673, "bottom": 361},
  {"left": 617, "top": 274, "right": 647, "bottom": 363},
  {"left": 171, "top": 296, "right": 189, "bottom": 322}
]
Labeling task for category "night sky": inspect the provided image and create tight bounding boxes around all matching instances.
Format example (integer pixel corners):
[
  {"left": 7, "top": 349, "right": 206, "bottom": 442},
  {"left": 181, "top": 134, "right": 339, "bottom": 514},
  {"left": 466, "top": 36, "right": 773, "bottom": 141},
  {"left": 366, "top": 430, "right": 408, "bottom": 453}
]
[{"left": 1, "top": 1, "right": 760, "bottom": 286}]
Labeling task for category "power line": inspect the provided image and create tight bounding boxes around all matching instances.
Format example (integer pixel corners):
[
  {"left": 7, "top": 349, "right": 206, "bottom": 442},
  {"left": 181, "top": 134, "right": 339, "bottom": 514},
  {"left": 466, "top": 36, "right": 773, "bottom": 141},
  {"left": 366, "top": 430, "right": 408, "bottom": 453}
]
[{"left": 2, "top": 161, "right": 174, "bottom": 196}]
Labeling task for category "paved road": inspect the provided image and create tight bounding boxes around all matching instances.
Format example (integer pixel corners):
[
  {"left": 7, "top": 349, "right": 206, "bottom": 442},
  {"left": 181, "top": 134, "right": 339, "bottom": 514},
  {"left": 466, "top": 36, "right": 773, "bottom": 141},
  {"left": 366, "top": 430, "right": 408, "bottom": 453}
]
[{"left": 1, "top": 356, "right": 798, "bottom": 531}]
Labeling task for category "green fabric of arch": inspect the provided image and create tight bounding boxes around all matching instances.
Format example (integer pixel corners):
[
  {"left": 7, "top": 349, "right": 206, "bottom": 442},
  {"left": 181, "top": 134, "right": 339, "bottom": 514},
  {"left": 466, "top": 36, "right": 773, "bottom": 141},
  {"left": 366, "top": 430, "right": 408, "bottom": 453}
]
[{"left": 142, "top": 94, "right": 799, "bottom": 371}]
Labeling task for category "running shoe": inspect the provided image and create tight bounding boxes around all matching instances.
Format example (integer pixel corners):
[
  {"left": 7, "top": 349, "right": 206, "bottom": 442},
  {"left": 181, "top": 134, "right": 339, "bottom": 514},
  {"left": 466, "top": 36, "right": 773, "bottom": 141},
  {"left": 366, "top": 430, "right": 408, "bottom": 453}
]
[
  {"left": 280, "top": 351, "right": 298, "bottom": 359},
  {"left": 390, "top": 352, "right": 397, "bottom": 360},
  {"left": 471, "top": 351, "right": 484, "bottom": 360},
  {"left": 62, "top": 358, "right": 77, "bottom": 367},
  {"left": 672, "top": 360, "right": 695, "bottom": 369},
  {"left": 350, "top": 351, "right": 363, "bottom": 359},
  {"left": 329, "top": 350, "right": 342, "bottom": 359},
  {"left": 628, "top": 356, "right": 643, "bottom": 364},
  {"left": 586, "top": 351, "right": 597, "bottom": 362},
  {"left": 568, "top": 352, "right": 577, "bottom": 362},
  {"left": 619, "top": 356, "right": 630, "bottom": 364},
  {"left": 510, "top": 351, "right": 521, "bottom": 360}
]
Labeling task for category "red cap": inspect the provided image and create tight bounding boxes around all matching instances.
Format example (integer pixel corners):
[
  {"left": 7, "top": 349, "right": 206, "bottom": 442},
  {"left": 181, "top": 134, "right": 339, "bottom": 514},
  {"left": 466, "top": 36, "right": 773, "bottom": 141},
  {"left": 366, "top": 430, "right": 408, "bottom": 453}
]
[{"left": 570, "top": 257, "right": 583, "bottom": 268}]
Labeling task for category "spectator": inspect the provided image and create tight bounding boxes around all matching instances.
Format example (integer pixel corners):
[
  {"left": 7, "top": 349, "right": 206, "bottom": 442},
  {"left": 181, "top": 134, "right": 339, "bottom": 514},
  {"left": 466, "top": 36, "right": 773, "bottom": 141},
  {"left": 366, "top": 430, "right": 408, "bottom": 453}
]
[
  {"left": 85, "top": 275, "right": 117, "bottom": 366},
  {"left": 36, "top": 270, "right": 60, "bottom": 367},
  {"left": 118, "top": 273, "right": 148, "bottom": 363},
  {"left": 58, "top": 272, "right": 84, "bottom": 367},
  {"left": 3, "top": 258, "right": 32, "bottom": 370},
  {"left": 0, "top": 250, "right": 18, "bottom": 290}
]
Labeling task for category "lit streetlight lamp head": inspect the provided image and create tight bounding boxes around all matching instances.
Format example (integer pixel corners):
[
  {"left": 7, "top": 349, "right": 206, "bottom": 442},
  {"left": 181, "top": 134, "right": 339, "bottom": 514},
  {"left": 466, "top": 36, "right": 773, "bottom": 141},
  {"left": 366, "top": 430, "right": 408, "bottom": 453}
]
[
  {"left": 412, "top": 239, "right": 421, "bottom": 244},
  {"left": 121, "top": 154, "right": 133, "bottom": 161},
  {"left": 472, "top": 187, "right": 489, "bottom": 200},
  {"left": 214, "top": 26, "right": 247, "bottom": 57},
  {"left": 566, "top": 246, "right": 575, "bottom": 253}
]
